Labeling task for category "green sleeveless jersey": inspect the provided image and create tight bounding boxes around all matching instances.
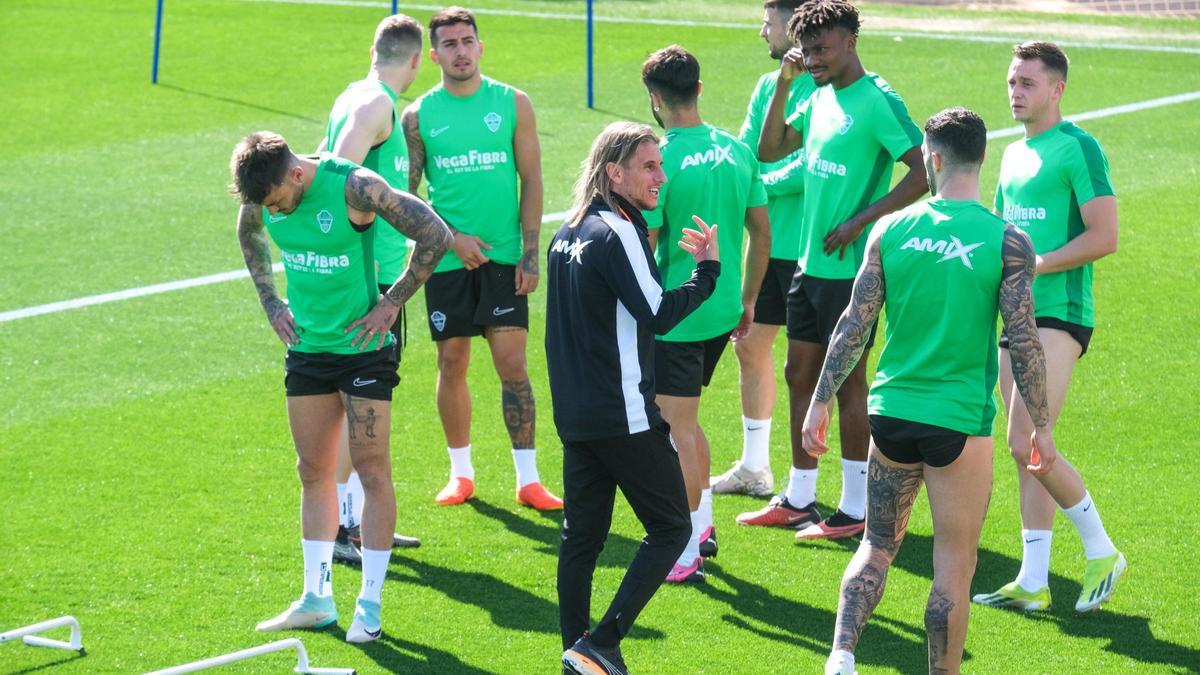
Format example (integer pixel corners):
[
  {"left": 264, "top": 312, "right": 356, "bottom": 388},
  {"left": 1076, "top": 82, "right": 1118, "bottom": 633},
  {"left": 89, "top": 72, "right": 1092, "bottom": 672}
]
[
  {"left": 995, "top": 120, "right": 1114, "bottom": 327},
  {"left": 325, "top": 78, "right": 411, "bottom": 284},
  {"left": 739, "top": 70, "right": 816, "bottom": 261},
  {"left": 416, "top": 76, "right": 520, "bottom": 273},
  {"left": 263, "top": 154, "right": 392, "bottom": 354},
  {"left": 867, "top": 198, "right": 1005, "bottom": 436},
  {"left": 787, "top": 73, "right": 923, "bottom": 280},
  {"left": 644, "top": 124, "right": 768, "bottom": 342}
]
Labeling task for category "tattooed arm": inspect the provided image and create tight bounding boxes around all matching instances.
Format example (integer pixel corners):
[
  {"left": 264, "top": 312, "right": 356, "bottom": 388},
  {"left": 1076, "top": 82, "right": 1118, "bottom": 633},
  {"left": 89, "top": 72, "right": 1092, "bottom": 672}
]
[
  {"left": 236, "top": 203, "right": 298, "bottom": 347},
  {"left": 342, "top": 167, "right": 454, "bottom": 349},
  {"left": 400, "top": 104, "right": 426, "bottom": 197},
  {"left": 801, "top": 228, "right": 887, "bottom": 457},
  {"left": 998, "top": 224, "right": 1058, "bottom": 474},
  {"left": 512, "top": 90, "right": 543, "bottom": 296}
]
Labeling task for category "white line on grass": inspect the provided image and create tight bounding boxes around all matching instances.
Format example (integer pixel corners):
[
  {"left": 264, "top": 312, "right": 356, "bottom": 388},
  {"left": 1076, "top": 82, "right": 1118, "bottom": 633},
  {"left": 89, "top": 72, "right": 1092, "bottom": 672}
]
[
  {"left": 4, "top": 89, "right": 1199, "bottom": 324},
  {"left": 239, "top": 0, "right": 1200, "bottom": 55}
]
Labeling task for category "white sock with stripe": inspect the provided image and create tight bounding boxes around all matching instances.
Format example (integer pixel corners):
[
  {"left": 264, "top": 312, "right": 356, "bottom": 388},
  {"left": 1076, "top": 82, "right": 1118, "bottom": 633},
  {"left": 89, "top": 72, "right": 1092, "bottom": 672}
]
[
  {"left": 1015, "top": 529, "right": 1053, "bottom": 592},
  {"left": 740, "top": 416, "right": 772, "bottom": 472},
  {"left": 1063, "top": 492, "right": 1116, "bottom": 559}
]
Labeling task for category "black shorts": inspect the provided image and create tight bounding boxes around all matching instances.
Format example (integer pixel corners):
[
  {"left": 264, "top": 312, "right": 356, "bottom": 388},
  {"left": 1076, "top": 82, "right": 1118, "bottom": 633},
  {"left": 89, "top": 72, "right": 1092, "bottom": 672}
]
[
  {"left": 423, "top": 263, "right": 528, "bottom": 341},
  {"left": 753, "top": 258, "right": 798, "bottom": 326},
  {"left": 377, "top": 284, "right": 407, "bottom": 357},
  {"left": 999, "top": 317, "right": 1093, "bottom": 356},
  {"left": 869, "top": 414, "right": 967, "bottom": 468},
  {"left": 654, "top": 332, "right": 733, "bottom": 397},
  {"left": 787, "top": 272, "right": 877, "bottom": 347},
  {"left": 284, "top": 345, "right": 400, "bottom": 401}
]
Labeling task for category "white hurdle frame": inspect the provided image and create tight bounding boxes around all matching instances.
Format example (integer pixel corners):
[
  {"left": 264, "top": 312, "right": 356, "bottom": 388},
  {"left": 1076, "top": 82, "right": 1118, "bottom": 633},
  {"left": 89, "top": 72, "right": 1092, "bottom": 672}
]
[
  {"left": 145, "top": 638, "right": 354, "bottom": 674},
  {"left": 0, "top": 615, "right": 84, "bottom": 653}
]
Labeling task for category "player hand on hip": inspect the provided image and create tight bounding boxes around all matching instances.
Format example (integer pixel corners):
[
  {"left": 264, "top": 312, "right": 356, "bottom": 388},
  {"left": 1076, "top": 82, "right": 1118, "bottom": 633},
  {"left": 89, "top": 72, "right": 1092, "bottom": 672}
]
[
  {"left": 1026, "top": 428, "right": 1059, "bottom": 476},
  {"left": 679, "top": 214, "right": 719, "bottom": 263},
  {"left": 801, "top": 400, "right": 832, "bottom": 458},
  {"left": 823, "top": 218, "right": 866, "bottom": 259},
  {"left": 264, "top": 297, "right": 300, "bottom": 348},
  {"left": 514, "top": 249, "right": 539, "bottom": 296},
  {"left": 345, "top": 295, "right": 400, "bottom": 351},
  {"left": 452, "top": 232, "right": 492, "bottom": 270}
]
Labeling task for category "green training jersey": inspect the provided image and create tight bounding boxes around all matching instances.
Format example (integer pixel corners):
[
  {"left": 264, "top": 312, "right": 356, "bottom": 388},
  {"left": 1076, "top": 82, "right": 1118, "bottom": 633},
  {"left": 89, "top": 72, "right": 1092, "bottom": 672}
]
[
  {"left": 325, "top": 78, "right": 412, "bottom": 285},
  {"left": 644, "top": 124, "right": 768, "bottom": 342},
  {"left": 787, "top": 73, "right": 923, "bottom": 280},
  {"left": 867, "top": 198, "right": 1005, "bottom": 436},
  {"left": 416, "top": 76, "right": 520, "bottom": 273},
  {"left": 263, "top": 154, "right": 392, "bottom": 354},
  {"left": 995, "top": 120, "right": 1114, "bottom": 327},
  {"left": 740, "top": 70, "right": 816, "bottom": 261}
]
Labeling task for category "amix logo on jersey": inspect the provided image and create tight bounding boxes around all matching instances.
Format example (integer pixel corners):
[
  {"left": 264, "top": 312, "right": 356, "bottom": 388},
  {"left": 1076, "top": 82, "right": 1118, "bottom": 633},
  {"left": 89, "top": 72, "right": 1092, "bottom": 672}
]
[
  {"left": 1002, "top": 203, "right": 1047, "bottom": 222},
  {"left": 280, "top": 250, "right": 351, "bottom": 274},
  {"left": 680, "top": 144, "right": 735, "bottom": 170},
  {"left": 432, "top": 149, "right": 509, "bottom": 174},
  {"left": 900, "top": 236, "right": 984, "bottom": 269},
  {"left": 807, "top": 153, "right": 847, "bottom": 178},
  {"left": 550, "top": 238, "right": 591, "bottom": 264}
]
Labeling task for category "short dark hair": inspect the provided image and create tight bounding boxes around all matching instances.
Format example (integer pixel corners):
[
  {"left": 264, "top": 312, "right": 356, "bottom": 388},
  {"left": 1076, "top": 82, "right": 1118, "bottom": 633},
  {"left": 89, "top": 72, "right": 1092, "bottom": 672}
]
[
  {"left": 1013, "top": 41, "right": 1069, "bottom": 81},
  {"left": 642, "top": 45, "right": 700, "bottom": 108},
  {"left": 229, "top": 131, "right": 293, "bottom": 204},
  {"left": 788, "top": 0, "right": 860, "bottom": 41},
  {"left": 764, "top": 0, "right": 809, "bottom": 13},
  {"left": 429, "top": 6, "right": 477, "bottom": 44},
  {"left": 373, "top": 14, "right": 423, "bottom": 64},
  {"left": 924, "top": 107, "right": 987, "bottom": 168}
]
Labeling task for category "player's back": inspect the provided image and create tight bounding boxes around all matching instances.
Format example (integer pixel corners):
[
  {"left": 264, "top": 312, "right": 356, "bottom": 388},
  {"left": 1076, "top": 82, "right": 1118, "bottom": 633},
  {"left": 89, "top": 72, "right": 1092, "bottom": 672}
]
[
  {"left": 869, "top": 198, "right": 1005, "bottom": 436},
  {"left": 647, "top": 123, "right": 765, "bottom": 341}
]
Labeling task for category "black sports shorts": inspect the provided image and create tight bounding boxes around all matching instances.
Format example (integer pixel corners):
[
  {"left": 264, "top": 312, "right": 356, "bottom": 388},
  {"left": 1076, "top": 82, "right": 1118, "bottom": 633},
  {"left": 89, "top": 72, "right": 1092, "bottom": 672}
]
[
  {"left": 284, "top": 345, "right": 400, "bottom": 401},
  {"left": 786, "top": 272, "right": 876, "bottom": 348},
  {"left": 423, "top": 262, "right": 528, "bottom": 341},
  {"left": 654, "top": 331, "right": 733, "bottom": 398},
  {"left": 869, "top": 414, "right": 968, "bottom": 468},
  {"left": 999, "top": 316, "right": 1093, "bottom": 356},
  {"left": 753, "top": 258, "right": 798, "bottom": 326}
]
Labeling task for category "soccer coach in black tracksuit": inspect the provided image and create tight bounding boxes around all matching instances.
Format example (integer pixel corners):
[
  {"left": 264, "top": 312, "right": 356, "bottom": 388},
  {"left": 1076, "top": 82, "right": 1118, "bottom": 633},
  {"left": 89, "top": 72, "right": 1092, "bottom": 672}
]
[{"left": 548, "top": 121, "right": 722, "bottom": 675}]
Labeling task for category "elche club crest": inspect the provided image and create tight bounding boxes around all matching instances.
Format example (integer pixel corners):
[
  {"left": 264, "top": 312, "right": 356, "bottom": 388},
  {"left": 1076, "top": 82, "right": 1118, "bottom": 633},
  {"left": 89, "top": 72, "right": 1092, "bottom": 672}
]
[
  {"left": 317, "top": 209, "right": 334, "bottom": 234},
  {"left": 431, "top": 310, "right": 447, "bottom": 332},
  {"left": 838, "top": 114, "right": 854, "bottom": 135},
  {"left": 484, "top": 112, "right": 502, "bottom": 133}
]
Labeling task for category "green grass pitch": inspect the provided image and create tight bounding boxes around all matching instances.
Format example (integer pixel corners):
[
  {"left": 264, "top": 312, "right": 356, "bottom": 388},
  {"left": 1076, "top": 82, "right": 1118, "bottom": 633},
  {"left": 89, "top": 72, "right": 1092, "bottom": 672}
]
[{"left": 1, "top": 0, "right": 1198, "bottom": 672}]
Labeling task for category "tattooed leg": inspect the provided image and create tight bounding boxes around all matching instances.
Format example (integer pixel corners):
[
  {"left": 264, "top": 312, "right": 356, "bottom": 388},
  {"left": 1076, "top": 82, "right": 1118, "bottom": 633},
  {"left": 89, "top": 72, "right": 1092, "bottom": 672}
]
[
  {"left": 341, "top": 393, "right": 395, "bottom": 551},
  {"left": 486, "top": 326, "right": 535, "bottom": 449},
  {"left": 923, "top": 435, "right": 994, "bottom": 674},
  {"left": 832, "top": 447, "right": 923, "bottom": 653}
]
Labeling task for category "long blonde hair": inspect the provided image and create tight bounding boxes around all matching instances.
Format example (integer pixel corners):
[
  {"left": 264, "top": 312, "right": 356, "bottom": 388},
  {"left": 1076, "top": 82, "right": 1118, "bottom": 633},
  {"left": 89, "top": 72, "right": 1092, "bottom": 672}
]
[{"left": 566, "top": 121, "right": 659, "bottom": 226}]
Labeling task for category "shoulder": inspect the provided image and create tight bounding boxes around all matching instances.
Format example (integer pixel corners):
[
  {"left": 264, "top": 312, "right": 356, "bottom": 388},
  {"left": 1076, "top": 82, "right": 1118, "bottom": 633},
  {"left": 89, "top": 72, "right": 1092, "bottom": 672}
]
[
  {"left": 863, "top": 73, "right": 911, "bottom": 112},
  {"left": 1057, "top": 122, "right": 1109, "bottom": 165},
  {"left": 323, "top": 153, "right": 360, "bottom": 177},
  {"left": 412, "top": 84, "right": 444, "bottom": 110}
]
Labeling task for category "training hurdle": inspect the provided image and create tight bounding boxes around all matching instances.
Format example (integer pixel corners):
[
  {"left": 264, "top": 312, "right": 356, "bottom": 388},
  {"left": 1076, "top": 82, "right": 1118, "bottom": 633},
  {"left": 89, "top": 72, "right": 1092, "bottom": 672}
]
[
  {"left": 146, "top": 638, "right": 354, "bottom": 674},
  {"left": 0, "top": 615, "right": 85, "bottom": 653}
]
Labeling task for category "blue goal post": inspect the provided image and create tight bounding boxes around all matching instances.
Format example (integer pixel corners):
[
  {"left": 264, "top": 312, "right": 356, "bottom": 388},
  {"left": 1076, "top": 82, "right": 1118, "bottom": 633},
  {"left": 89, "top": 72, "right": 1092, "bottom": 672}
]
[{"left": 150, "top": 0, "right": 402, "bottom": 84}]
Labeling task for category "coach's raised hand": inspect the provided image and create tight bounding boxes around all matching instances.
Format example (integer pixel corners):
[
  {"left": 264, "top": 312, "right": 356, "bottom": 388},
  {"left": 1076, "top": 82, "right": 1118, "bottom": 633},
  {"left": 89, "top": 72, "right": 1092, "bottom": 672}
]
[{"left": 678, "top": 214, "right": 719, "bottom": 263}]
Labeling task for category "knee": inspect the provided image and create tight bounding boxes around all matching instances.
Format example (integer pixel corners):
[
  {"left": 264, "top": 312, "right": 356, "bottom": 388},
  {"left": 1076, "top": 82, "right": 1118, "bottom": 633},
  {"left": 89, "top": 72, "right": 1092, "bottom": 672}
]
[
  {"left": 438, "top": 349, "right": 470, "bottom": 379},
  {"left": 354, "top": 459, "right": 392, "bottom": 493},
  {"left": 652, "top": 512, "right": 692, "bottom": 553},
  {"left": 495, "top": 354, "right": 528, "bottom": 381},
  {"left": 783, "top": 360, "right": 805, "bottom": 390},
  {"left": 1008, "top": 437, "right": 1029, "bottom": 464},
  {"left": 296, "top": 457, "right": 332, "bottom": 487}
]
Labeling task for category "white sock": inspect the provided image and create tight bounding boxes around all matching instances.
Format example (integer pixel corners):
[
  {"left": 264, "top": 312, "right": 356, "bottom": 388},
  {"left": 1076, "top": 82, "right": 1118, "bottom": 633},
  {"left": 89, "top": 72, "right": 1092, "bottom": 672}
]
[
  {"left": 448, "top": 445, "right": 474, "bottom": 480},
  {"left": 336, "top": 483, "right": 349, "bottom": 527},
  {"left": 785, "top": 467, "right": 818, "bottom": 507},
  {"left": 346, "top": 472, "right": 364, "bottom": 529},
  {"left": 678, "top": 509, "right": 703, "bottom": 567},
  {"left": 699, "top": 488, "right": 713, "bottom": 529},
  {"left": 1063, "top": 492, "right": 1116, "bottom": 559},
  {"left": 740, "top": 416, "right": 772, "bottom": 472},
  {"left": 825, "top": 649, "right": 855, "bottom": 675},
  {"left": 1015, "top": 529, "right": 1053, "bottom": 592},
  {"left": 837, "top": 458, "right": 869, "bottom": 520},
  {"left": 512, "top": 448, "right": 539, "bottom": 488},
  {"left": 359, "top": 548, "right": 391, "bottom": 604},
  {"left": 301, "top": 539, "right": 334, "bottom": 598}
]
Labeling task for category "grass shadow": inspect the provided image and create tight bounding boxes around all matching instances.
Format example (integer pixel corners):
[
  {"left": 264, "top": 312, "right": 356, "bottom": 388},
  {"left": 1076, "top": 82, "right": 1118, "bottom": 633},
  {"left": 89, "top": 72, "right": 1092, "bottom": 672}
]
[
  {"left": 466, "top": 498, "right": 645, "bottom": 569},
  {"left": 357, "top": 633, "right": 496, "bottom": 674},
  {"left": 388, "top": 556, "right": 557, "bottom": 634},
  {"left": 155, "top": 83, "right": 323, "bottom": 125},
  {"left": 7, "top": 652, "right": 87, "bottom": 675}
]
